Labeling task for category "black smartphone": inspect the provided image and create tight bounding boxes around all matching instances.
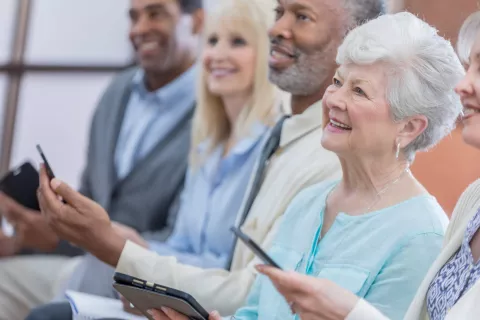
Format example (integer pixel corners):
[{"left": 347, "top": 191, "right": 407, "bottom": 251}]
[
  {"left": 0, "top": 162, "right": 40, "bottom": 211},
  {"left": 113, "top": 272, "right": 209, "bottom": 320},
  {"left": 230, "top": 226, "right": 283, "bottom": 269},
  {"left": 36, "top": 144, "right": 55, "bottom": 180}
]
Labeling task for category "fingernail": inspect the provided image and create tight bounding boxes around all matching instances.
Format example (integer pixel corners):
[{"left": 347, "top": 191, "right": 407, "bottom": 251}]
[
  {"left": 211, "top": 311, "right": 220, "bottom": 317},
  {"left": 255, "top": 265, "right": 264, "bottom": 272},
  {"left": 147, "top": 309, "right": 154, "bottom": 316},
  {"left": 50, "top": 179, "right": 61, "bottom": 190},
  {"left": 161, "top": 307, "right": 169, "bottom": 314}
]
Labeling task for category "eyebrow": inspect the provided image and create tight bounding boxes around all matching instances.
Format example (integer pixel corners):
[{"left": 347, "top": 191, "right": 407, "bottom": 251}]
[{"left": 129, "top": 3, "right": 166, "bottom": 15}]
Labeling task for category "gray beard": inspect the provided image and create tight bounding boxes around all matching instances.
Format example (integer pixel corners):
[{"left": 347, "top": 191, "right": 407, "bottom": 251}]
[{"left": 269, "top": 54, "right": 331, "bottom": 96}]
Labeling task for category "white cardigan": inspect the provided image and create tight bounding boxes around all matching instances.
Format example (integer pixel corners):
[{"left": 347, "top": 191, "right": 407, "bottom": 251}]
[{"left": 347, "top": 179, "right": 480, "bottom": 320}]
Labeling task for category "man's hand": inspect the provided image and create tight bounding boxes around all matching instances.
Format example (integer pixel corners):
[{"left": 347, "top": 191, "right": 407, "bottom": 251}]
[
  {"left": 0, "top": 192, "right": 59, "bottom": 254},
  {"left": 112, "top": 222, "right": 148, "bottom": 248},
  {"left": 37, "top": 166, "right": 126, "bottom": 267},
  {"left": 148, "top": 308, "right": 222, "bottom": 320}
]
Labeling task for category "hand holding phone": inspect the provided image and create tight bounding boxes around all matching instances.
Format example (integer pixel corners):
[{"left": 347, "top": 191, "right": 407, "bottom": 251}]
[{"left": 231, "top": 226, "right": 283, "bottom": 269}]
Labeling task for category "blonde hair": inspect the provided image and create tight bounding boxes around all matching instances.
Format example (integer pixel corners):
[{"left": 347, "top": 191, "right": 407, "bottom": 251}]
[
  {"left": 458, "top": 11, "right": 480, "bottom": 65},
  {"left": 191, "top": 0, "right": 278, "bottom": 167}
]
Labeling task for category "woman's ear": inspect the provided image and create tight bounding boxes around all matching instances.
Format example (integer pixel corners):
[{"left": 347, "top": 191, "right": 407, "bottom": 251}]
[{"left": 397, "top": 115, "right": 428, "bottom": 148}]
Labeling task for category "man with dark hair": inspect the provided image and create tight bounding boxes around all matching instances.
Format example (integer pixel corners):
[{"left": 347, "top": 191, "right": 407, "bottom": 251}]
[{"left": 0, "top": 1, "right": 203, "bottom": 319}]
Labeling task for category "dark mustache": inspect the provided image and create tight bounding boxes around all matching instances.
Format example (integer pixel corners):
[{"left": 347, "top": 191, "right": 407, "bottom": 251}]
[{"left": 270, "top": 37, "right": 301, "bottom": 58}]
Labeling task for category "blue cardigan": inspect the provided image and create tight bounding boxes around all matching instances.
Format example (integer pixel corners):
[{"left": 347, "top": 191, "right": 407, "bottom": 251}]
[{"left": 233, "top": 181, "right": 448, "bottom": 320}]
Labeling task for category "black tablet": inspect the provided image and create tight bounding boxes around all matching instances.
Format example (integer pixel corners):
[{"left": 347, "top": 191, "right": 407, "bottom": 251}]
[
  {"left": 0, "top": 162, "right": 40, "bottom": 211},
  {"left": 113, "top": 273, "right": 209, "bottom": 320}
]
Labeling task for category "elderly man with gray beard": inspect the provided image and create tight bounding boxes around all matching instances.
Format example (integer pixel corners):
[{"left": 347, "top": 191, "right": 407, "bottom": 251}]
[{"left": 28, "top": 0, "right": 385, "bottom": 319}]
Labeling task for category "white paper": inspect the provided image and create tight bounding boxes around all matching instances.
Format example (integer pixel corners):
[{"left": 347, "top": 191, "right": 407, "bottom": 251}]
[{"left": 66, "top": 290, "right": 146, "bottom": 320}]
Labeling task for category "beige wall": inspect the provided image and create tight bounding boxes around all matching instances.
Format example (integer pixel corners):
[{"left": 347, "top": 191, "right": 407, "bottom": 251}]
[{"left": 391, "top": 0, "right": 480, "bottom": 215}]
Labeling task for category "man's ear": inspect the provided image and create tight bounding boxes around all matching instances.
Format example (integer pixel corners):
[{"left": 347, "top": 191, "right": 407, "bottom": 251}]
[
  {"left": 396, "top": 115, "right": 428, "bottom": 149},
  {"left": 191, "top": 8, "right": 204, "bottom": 35}
]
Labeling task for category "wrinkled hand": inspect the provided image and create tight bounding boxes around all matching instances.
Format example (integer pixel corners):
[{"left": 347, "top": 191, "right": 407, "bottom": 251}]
[
  {"left": 37, "top": 165, "right": 126, "bottom": 267},
  {"left": 0, "top": 192, "right": 59, "bottom": 254},
  {"left": 120, "top": 294, "right": 144, "bottom": 316},
  {"left": 256, "top": 265, "right": 359, "bottom": 320},
  {"left": 112, "top": 222, "right": 148, "bottom": 248},
  {"left": 148, "top": 308, "right": 221, "bottom": 320}
]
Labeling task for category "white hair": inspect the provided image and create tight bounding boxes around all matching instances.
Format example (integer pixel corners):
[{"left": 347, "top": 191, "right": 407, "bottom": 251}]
[
  {"left": 336, "top": 12, "right": 465, "bottom": 161},
  {"left": 458, "top": 11, "right": 480, "bottom": 65}
]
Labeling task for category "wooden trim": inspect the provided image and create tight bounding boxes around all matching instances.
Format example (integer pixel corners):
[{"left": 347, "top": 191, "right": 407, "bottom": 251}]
[
  {"left": 0, "top": 0, "right": 32, "bottom": 174},
  {"left": 0, "top": 63, "right": 133, "bottom": 73}
]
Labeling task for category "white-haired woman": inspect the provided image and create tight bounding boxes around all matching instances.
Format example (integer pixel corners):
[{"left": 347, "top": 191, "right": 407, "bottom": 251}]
[
  {"left": 148, "top": 11, "right": 465, "bottom": 320},
  {"left": 255, "top": 11, "right": 480, "bottom": 320}
]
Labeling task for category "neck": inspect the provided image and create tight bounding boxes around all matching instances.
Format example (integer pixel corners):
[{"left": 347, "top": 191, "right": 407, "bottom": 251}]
[
  {"left": 144, "top": 58, "right": 195, "bottom": 91},
  {"left": 339, "top": 155, "right": 411, "bottom": 197},
  {"left": 222, "top": 93, "right": 250, "bottom": 133},
  {"left": 290, "top": 72, "right": 334, "bottom": 115}
]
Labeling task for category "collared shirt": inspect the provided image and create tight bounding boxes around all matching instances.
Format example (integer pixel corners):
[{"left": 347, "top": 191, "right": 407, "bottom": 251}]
[
  {"left": 427, "top": 207, "right": 480, "bottom": 320},
  {"left": 148, "top": 124, "right": 269, "bottom": 268},
  {"left": 233, "top": 180, "right": 447, "bottom": 319},
  {"left": 114, "top": 66, "right": 196, "bottom": 179}
]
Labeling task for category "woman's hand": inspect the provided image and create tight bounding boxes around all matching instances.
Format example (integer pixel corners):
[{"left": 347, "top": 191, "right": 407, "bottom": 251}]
[
  {"left": 37, "top": 165, "right": 126, "bottom": 266},
  {"left": 256, "top": 265, "right": 359, "bottom": 320},
  {"left": 148, "top": 308, "right": 222, "bottom": 320}
]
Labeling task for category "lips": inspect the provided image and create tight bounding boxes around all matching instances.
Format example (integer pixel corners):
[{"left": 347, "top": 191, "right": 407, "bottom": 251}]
[
  {"left": 329, "top": 118, "right": 352, "bottom": 130},
  {"left": 462, "top": 105, "right": 480, "bottom": 120},
  {"left": 210, "top": 68, "right": 237, "bottom": 78},
  {"left": 269, "top": 44, "right": 297, "bottom": 68}
]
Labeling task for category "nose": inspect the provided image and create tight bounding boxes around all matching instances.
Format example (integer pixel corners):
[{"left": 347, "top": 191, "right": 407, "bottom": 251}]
[
  {"left": 325, "top": 86, "right": 348, "bottom": 111},
  {"left": 455, "top": 72, "right": 474, "bottom": 98},
  {"left": 268, "top": 14, "right": 293, "bottom": 41}
]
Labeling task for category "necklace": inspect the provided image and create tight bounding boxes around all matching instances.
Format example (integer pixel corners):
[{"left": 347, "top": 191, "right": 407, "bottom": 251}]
[{"left": 364, "top": 166, "right": 411, "bottom": 212}]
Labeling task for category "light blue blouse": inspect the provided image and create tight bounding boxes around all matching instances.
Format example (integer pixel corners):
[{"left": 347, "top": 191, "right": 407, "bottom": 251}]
[
  {"left": 233, "top": 180, "right": 448, "bottom": 320},
  {"left": 148, "top": 124, "right": 269, "bottom": 269}
]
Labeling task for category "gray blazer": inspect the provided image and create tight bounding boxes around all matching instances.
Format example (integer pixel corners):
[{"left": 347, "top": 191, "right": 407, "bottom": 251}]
[{"left": 56, "top": 67, "right": 193, "bottom": 256}]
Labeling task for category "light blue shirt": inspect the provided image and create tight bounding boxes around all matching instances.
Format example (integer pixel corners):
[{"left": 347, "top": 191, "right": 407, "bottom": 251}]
[
  {"left": 233, "top": 181, "right": 448, "bottom": 320},
  {"left": 114, "top": 66, "right": 196, "bottom": 179},
  {"left": 149, "top": 124, "right": 269, "bottom": 268}
]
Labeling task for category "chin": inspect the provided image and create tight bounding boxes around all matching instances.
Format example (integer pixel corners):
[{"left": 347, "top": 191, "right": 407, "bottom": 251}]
[
  {"left": 320, "top": 136, "right": 344, "bottom": 155},
  {"left": 462, "top": 127, "right": 480, "bottom": 149}
]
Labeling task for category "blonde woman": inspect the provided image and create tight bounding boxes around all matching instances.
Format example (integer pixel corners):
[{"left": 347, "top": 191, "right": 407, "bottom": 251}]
[
  {"left": 25, "top": 0, "right": 281, "bottom": 318},
  {"left": 255, "top": 11, "right": 480, "bottom": 320}
]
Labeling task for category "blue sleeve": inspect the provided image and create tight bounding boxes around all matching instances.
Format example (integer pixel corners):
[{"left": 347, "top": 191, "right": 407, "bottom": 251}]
[
  {"left": 364, "top": 233, "right": 443, "bottom": 320},
  {"left": 231, "top": 275, "right": 262, "bottom": 320}
]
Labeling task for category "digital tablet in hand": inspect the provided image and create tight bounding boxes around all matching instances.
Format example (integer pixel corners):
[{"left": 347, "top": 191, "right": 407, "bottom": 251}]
[
  {"left": 113, "top": 272, "right": 209, "bottom": 320},
  {"left": 0, "top": 162, "right": 40, "bottom": 211}
]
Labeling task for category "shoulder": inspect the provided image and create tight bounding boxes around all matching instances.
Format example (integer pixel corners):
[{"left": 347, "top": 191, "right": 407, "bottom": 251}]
[
  {"left": 397, "top": 195, "right": 448, "bottom": 236},
  {"left": 445, "top": 179, "right": 480, "bottom": 242}
]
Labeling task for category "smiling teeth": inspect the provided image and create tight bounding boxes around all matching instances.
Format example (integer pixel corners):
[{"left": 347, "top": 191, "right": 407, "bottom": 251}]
[
  {"left": 330, "top": 119, "right": 352, "bottom": 129},
  {"left": 463, "top": 107, "right": 480, "bottom": 117}
]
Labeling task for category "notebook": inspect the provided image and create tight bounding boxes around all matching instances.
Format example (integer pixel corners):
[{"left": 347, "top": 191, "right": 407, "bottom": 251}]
[{"left": 66, "top": 290, "right": 146, "bottom": 320}]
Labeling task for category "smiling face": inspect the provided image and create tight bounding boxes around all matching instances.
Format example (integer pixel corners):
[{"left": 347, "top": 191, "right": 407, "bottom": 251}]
[
  {"left": 128, "top": 0, "right": 196, "bottom": 72},
  {"left": 321, "top": 63, "right": 403, "bottom": 159},
  {"left": 267, "top": 0, "right": 345, "bottom": 95},
  {"left": 456, "top": 35, "right": 480, "bottom": 149},
  {"left": 202, "top": 18, "right": 256, "bottom": 99}
]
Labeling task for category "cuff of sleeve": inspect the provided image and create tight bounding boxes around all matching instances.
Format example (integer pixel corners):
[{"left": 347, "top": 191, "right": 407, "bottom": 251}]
[{"left": 346, "top": 299, "right": 388, "bottom": 320}]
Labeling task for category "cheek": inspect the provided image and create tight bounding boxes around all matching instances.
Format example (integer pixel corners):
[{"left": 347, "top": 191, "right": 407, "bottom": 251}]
[{"left": 237, "top": 51, "right": 256, "bottom": 84}]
